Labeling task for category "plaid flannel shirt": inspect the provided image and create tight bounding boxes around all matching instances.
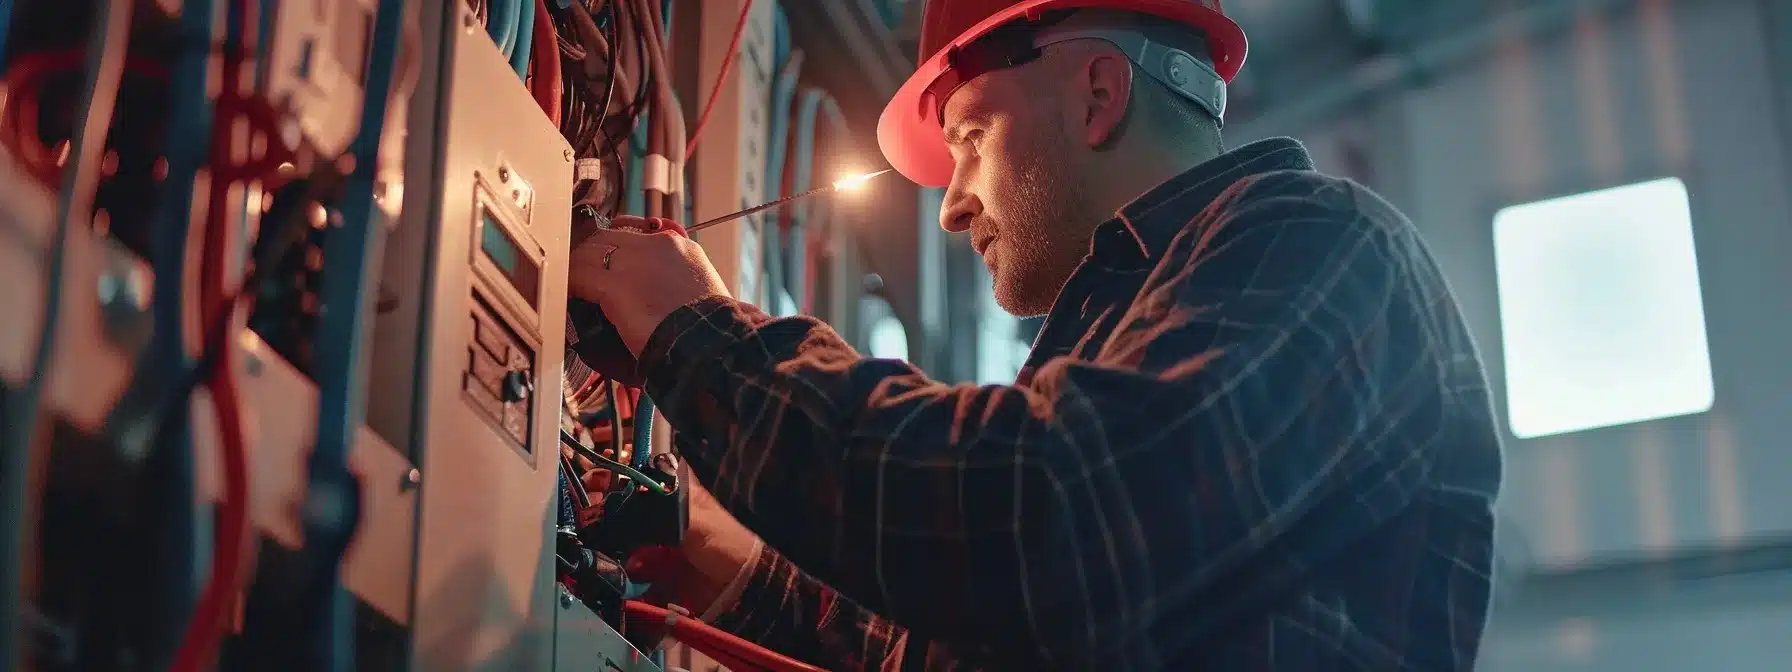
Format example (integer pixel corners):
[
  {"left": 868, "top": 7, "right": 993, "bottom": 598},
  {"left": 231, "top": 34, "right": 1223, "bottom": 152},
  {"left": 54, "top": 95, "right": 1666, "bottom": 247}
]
[{"left": 640, "top": 138, "right": 1504, "bottom": 670}]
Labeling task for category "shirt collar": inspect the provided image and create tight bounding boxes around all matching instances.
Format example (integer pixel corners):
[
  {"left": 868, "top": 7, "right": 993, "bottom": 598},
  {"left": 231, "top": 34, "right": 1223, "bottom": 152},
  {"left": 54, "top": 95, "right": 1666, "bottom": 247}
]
[{"left": 1092, "top": 137, "right": 1316, "bottom": 266}]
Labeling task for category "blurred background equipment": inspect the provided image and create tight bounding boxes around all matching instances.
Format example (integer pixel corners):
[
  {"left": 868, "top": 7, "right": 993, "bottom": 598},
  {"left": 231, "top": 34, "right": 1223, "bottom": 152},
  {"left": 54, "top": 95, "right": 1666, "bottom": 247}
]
[{"left": 2, "top": 0, "right": 1791, "bottom": 670}]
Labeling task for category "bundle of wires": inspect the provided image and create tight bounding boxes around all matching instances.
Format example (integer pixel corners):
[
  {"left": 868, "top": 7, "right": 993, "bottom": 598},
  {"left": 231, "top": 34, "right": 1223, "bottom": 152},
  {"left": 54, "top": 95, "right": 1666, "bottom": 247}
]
[
  {"left": 0, "top": 0, "right": 316, "bottom": 668},
  {"left": 0, "top": 1, "right": 135, "bottom": 667},
  {"left": 518, "top": 3, "right": 835, "bottom": 670}
]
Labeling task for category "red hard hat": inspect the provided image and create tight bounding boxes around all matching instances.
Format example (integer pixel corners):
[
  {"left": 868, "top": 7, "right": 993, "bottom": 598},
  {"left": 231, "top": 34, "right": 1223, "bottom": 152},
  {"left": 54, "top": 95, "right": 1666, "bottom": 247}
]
[{"left": 878, "top": 0, "right": 1248, "bottom": 187}]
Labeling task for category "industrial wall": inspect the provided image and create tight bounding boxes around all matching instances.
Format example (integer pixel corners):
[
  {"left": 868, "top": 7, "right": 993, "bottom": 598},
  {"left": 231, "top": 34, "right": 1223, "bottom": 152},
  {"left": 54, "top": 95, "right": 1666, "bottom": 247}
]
[{"left": 1275, "top": 0, "right": 1792, "bottom": 669}]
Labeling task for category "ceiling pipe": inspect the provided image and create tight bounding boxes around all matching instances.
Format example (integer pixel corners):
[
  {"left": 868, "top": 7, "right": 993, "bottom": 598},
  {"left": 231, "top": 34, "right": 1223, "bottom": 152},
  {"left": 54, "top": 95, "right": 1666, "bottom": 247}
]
[{"left": 1234, "top": 0, "right": 1639, "bottom": 138}]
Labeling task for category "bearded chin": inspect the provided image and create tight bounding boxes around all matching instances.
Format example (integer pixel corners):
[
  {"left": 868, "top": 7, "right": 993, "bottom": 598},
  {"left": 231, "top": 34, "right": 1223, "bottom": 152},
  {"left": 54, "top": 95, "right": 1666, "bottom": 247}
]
[{"left": 993, "top": 142, "right": 1088, "bottom": 317}]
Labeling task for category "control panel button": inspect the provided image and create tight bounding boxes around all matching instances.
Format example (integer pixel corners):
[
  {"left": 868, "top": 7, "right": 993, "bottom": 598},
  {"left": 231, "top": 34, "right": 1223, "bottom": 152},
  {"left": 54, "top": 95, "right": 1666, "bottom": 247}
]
[
  {"left": 501, "top": 369, "right": 533, "bottom": 403},
  {"left": 471, "top": 312, "right": 511, "bottom": 361},
  {"left": 468, "top": 346, "right": 509, "bottom": 396}
]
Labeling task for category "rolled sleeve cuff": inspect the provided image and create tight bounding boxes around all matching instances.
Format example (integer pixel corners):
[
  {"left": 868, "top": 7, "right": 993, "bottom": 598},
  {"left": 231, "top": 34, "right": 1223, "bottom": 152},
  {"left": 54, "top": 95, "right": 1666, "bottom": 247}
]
[
  {"left": 639, "top": 296, "right": 759, "bottom": 400},
  {"left": 698, "top": 536, "right": 763, "bottom": 622},
  {"left": 707, "top": 541, "right": 799, "bottom": 641}
]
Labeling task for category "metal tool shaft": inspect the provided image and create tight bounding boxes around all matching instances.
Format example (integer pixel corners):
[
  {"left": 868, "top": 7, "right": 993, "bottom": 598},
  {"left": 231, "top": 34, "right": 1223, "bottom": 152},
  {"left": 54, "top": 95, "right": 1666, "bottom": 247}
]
[
  {"left": 686, "top": 168, "right": 894, "bottom": 234},
  {"left": 687, "top": 184, "right": 833, "bottom": 234}
]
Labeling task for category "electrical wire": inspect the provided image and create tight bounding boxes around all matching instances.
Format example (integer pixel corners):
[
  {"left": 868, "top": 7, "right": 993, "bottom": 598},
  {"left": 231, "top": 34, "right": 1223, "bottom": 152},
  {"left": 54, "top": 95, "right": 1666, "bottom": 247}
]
[
  {"left": 644, "top": 0, "right": 685, "bottom": 218},
  {"left": 606, "top": 378, "right": 625, "bottom": 455},
  {"left": 597, "top": 0, "right": 652, "bottom": 160},
  {"left": 763, "top": 30, "right": 804, "bottom": 310},
  {"left": 622, "top": 601, "right": 828, "bottom": 672},
  {"left": 303, "top": 0, "right": 410, "bottom": 668},
  {"left": 0, "top": 2, "right": 133, "bottom": 669},
  {"left": 509, "top": 0, "right": 536, "bottom": 78},
  {"left": 560, "top": 429, "right": 674, "bottom": 495},
  {"left": 682, "top": 0, "right": 752, "bottom": 159},
  {"left": 629, "top": 393, "right": 655, "bottom": 470},
  {"left": 529, "top": 0, "right": 562, "bottom": 125},
  {"left": 489, "top": 0, "right": 518, "bottom": 57},
  {"left": 0, "top": 52, "right": 174, "bottom": 188},
  {"left": 590, "top": 0, "right": 620, "bottom": 155},
  {"left": 168, "top": 1, "right": 261, "bottom": 667},
  {"left": 791, "top": 88, "right": 849, "bottom": 314},
  {"left": 0, "top": 0, "right": 13, "bottom": 72}
]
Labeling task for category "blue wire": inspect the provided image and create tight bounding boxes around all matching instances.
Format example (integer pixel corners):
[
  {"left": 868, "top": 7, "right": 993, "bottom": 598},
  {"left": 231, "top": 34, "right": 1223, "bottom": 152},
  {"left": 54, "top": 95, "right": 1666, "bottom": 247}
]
[
  {"left": 791, "top": 88, "right": 848, "bottom": 311},
  {"left": 661, "top": 0, "right": 675, "bottom": 41},
  {"left": 773, "top": 4, "right": 789, "bottom": 67},
  {"left": 764, "top": 25, "right": 802, "bottom": 312},
  {"left": 488, "top": 0, "right": 518, "bottom": 57},
  {"left": 624, "top": 125, "right": 647, "bottom": 216},
  {"left": 0, "top": 0, "right": 15, "bottom": 71},
  {"left": 306, "top": 0, "right": 408, "bottom": 669},
  {"left": 630, "top": 395, "right": 655, "bottom": 470},
  {"left": 557, "top": 470, "right": 577, "bottom": 526},
  {"left": 241, "top": 0, "right": 276, "bottom": 272},
  {"left": 114, "top": 2, "right": 216, "bottom": 659},
  {"left": 509, "top": 0, "right": 534, "bottom": 78}
]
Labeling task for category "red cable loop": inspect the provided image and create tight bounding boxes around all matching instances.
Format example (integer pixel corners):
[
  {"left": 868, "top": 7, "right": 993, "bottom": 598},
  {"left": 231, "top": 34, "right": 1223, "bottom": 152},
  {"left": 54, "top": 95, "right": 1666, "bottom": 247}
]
[
  {"left": 2, "top": 46, "right": 297, "bottom": 190},
  {"left": 622, "top": 600, "right": 828, "bottom": 672}
]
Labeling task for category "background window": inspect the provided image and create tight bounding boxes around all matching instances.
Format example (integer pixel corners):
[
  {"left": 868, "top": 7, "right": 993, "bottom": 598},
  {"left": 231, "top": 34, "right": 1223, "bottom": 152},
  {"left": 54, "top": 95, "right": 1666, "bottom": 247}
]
[
  {"left": 1492, "top": 177, "right": 1715, "bottom": 439},
  {"left": 868, "top": 315, "right": 910, "bottom": 361}
]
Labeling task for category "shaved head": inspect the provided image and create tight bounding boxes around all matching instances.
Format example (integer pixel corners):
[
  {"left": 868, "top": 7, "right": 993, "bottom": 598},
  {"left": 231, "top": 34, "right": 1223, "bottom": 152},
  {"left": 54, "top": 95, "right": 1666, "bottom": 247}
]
[{"left": 937, "top": 34, "right": 1223, "bottom": 316}]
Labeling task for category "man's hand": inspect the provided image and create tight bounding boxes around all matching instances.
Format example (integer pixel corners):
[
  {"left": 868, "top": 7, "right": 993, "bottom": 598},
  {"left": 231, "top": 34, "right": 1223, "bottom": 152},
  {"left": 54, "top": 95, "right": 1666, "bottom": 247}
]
[
  {"left": 631, "top": 479, "right": 763, "bottom": 617},
  {"left": 568, "top": 215, "right": 732, "bottom": 356}
]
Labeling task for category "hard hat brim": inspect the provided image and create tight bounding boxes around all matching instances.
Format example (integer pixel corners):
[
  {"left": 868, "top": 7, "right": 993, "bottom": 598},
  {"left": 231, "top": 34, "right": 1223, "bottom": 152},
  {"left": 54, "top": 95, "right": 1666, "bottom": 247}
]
[{"left": 878, "top": 0, "right": 1247, "bottom": 188}]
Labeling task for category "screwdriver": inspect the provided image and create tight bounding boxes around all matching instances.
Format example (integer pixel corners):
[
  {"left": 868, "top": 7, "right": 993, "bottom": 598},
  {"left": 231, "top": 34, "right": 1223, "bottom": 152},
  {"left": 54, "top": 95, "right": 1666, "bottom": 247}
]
[
  {"left": 684, "top": 168, "right": 894, "bottom": 234},
  {"left": 567, "top": 168, "right": 895, "bottom": 384}
]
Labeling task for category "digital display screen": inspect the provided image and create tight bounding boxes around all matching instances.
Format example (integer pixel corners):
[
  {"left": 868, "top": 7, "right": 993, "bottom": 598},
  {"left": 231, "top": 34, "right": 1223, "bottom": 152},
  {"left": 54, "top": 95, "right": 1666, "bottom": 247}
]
[{"left": 480, "top": 207, "right": 540, "bottom": 309}]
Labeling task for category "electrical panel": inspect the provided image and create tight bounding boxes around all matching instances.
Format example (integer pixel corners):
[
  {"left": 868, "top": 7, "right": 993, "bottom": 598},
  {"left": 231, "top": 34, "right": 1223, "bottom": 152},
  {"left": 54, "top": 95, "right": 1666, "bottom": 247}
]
[
  {"left": 2, "top": 0, "right": 899, "bottom": 669},
  {"left": 365, "top": 1, "right": 574, "bottom": 667}
]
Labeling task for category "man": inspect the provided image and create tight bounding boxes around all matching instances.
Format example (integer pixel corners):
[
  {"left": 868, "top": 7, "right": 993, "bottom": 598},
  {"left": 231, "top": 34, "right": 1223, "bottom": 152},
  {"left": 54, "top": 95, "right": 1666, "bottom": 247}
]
[{"left": 571, "top": 0, "right": 1504, "bottom": 669}]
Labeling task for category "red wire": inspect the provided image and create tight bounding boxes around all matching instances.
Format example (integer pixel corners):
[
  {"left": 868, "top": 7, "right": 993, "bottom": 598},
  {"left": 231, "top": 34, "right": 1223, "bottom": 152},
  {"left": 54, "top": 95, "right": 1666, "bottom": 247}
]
[
  {"left": 170, "top": 2, "right": 259, "bottom": 668},
  {"left": 0, "top": 50, "right": 167, "bottom": 186},
  {"left": 529, "top": 0, "right": 563, "bottom": 126},
  {"left": 622, "top": 601, "right": 828, "bottom": 672},
  {"left": 683, "top": 0, "right": 753, "bottom": 159}
]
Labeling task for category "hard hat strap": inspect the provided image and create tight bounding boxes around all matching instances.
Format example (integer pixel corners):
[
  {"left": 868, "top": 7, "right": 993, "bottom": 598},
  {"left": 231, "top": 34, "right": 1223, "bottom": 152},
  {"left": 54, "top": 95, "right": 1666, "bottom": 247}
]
[{"left": 918, "top": 8, "right": 1228, "bottom": 129}]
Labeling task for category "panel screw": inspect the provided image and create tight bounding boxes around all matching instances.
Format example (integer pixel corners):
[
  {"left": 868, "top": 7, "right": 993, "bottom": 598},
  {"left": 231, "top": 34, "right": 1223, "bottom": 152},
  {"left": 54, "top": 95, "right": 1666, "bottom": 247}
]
[
  {"left": 401, "top": 468, "right": 421, "bottom": 492},
  {"left": 97, "top": 267, "right": 152, "bottom": 352},
  {"left": 464, "top": 13, "right": 477, "bottom": 31},
  {"left": 498, "top": 166, "right": 511, "bottom": 182},
  {"left": 559, "top": 589, "right": 575, "bottom": 608},
  {"left": 563, "top": 148, "right": 574, "bottom": 161}
]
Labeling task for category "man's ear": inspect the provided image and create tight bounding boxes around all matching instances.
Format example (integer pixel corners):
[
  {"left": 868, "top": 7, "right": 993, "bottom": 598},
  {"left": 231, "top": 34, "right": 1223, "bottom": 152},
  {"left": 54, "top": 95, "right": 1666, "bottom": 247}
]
[{"left": 1078, "top": 49, "right": 1134, "bottom": 149}]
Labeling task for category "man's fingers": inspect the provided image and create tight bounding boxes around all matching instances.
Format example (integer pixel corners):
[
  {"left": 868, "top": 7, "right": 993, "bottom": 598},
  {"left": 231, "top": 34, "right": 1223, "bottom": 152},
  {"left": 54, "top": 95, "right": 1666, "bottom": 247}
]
[{"left": 594, "top": 215, "right": 685, "bottom": 237}]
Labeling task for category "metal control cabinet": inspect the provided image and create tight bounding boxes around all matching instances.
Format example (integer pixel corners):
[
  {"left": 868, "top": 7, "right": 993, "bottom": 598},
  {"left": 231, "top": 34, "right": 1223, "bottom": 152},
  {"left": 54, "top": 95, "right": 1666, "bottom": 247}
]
[
  {"left": 552, "top": 588, "right": 662, "bottom": 672},
  {"left": 368, "top": 1, "right": 574, "bottom": 668}
]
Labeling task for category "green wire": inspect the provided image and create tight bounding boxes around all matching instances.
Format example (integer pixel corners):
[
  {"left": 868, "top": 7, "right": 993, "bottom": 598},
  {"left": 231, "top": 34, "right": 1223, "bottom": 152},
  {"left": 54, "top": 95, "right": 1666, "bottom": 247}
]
[{"left": 559, "top": 429, "right": 674, "bottom": 495}]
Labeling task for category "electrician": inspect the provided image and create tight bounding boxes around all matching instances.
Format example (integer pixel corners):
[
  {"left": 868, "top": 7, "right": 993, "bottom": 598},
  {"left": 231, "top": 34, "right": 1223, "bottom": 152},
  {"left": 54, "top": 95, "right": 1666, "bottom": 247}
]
[{"left": 570, "top": 0, "right": 1504, "bottom": 668}]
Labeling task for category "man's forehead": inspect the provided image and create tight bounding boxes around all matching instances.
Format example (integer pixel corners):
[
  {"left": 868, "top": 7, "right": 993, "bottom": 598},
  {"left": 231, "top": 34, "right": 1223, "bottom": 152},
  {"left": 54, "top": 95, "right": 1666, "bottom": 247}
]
[{"left": 941, "top": 77, "right": 1004, "bottom": 134}]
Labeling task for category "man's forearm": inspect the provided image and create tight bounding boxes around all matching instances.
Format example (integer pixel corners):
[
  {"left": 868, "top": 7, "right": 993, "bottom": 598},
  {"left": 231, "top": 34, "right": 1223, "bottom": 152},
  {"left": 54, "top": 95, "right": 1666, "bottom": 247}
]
[
  {"left": 710, "top": 545, "right": 983, "bottom": 671},
  {"left": 709, "top": 544, "right": 907, "bottom": 670}
]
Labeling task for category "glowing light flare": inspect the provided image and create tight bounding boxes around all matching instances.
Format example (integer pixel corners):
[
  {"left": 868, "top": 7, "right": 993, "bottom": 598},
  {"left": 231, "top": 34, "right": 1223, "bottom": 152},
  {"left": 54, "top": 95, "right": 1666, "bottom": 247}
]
[{"left": 830, "top": 168, "right": 893, "bottom": 192}]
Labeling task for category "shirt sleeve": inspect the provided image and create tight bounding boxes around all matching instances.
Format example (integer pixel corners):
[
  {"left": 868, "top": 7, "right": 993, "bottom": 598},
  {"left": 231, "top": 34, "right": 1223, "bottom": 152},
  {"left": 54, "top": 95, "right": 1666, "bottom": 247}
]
[
  {"left": 709, "top": 544, "right": 985, "bottom": 671},
  {"left": 639, "top": 174, "right": 1441, "bottom": 668}
]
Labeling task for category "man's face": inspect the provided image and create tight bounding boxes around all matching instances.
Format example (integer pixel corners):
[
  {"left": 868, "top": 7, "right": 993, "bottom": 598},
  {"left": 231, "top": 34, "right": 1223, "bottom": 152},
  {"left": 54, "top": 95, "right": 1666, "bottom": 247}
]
[{"left": 937, "top": 58, "right": 1099, "bottom": 317}]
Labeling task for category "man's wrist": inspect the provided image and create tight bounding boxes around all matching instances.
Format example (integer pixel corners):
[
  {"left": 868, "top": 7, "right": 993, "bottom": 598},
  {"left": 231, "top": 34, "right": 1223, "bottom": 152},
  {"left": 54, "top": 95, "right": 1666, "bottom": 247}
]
[
  {"left": 698, "top": 536, "right": 762, "bottom": 622},
  {"left": 638, "top": 296, "right": 759, "bottom": 404}
]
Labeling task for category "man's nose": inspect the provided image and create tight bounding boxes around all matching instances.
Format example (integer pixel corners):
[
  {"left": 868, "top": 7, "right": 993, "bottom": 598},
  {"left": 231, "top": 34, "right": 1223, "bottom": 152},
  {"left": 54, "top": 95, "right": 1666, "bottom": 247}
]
[{"left": 939, "top": 182, "right": 979, "bottom": 233}]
